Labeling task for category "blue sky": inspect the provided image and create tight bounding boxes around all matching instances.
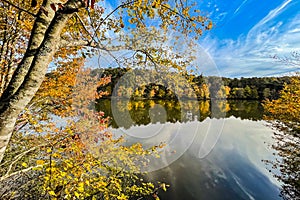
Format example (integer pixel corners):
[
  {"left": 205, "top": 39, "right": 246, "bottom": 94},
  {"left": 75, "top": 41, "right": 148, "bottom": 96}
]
[
  {"left": 197, "top": 0, "right": 300, "bottom": 77},
  {"left": 95, "top": 0, "right": 300, "bottom": 78}
]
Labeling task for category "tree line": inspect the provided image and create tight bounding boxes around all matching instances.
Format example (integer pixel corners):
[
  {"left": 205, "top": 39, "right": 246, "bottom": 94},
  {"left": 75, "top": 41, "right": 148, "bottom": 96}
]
[{"left": 94, "top": 67, "right": 291, "bottom": 100}]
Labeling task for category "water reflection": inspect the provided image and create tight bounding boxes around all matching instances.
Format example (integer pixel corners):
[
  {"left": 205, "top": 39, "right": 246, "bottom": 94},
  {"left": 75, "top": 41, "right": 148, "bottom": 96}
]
[
  {"left": 98, "top": 99, "right": 283, "bottom": 199},
  {"left": 263, "top": 127, "right": 300, "bottom": 199},
  {"left": 102, "top": 102, "right": 280, "bottom": 200},
  {"left": 109, "top": 117, "right": 282, "bottom": 199},
  {"left": 96, "top": 99, "right": 263, "bottom": 128}
]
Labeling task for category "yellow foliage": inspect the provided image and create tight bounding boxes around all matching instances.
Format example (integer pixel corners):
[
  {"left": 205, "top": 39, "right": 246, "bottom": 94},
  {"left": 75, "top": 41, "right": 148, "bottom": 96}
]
[
  {"left": 0, "top": 0, "right": 212, "bottom": 198},
  {"left": 36, "top": 160, "right": 45, "bottom": 165},
  {"left": 264, "top": 76, "right": 300, "bottom": 124},
  {"left": 21, "top": 162, "right": 28, "bottom": 168}
]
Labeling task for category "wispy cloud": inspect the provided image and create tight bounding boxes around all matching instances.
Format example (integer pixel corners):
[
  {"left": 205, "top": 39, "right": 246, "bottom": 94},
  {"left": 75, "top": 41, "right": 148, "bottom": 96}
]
[
  {"left": 233, "top": 0, "right": 248, "bottom": 15},
  {"left": 200, "top": 0, "right": 300, "bottom": 77},
  {"left": 247, "top": 0, "right": 292, "bottom": 38}
]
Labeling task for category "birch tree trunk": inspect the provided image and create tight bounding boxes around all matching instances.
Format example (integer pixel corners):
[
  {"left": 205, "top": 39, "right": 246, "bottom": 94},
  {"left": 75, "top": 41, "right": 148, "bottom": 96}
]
[{"left": 0, "top": 0, "right": 84, "bottom": 163}]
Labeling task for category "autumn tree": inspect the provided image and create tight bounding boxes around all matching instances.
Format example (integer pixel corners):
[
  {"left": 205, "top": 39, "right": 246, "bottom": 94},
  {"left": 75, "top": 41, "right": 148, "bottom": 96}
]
[
  {"left": 0, "top": 63, "right": 170, "bottom": 199},
  {"left": 263, "top": 52, "right": 300, "bottom": 199},
  {"left": 0, "top": 0, "right": 213, "bottom": 199},
  {"left": 263, "top": 75, "right": 300, "bottom": 200},
  {"left": 0, "top": 0, "right": 212, "bottom": 163}
]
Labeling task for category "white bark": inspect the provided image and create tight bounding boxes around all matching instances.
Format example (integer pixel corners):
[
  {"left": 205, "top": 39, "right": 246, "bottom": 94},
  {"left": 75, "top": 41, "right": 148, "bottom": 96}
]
[{"left": 0, "top": 0, "right": 84, "bottom": 163}]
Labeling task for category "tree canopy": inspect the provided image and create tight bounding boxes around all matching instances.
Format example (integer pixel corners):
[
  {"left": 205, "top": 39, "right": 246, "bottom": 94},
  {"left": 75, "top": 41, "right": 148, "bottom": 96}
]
[
  {"left": 0, "top": 0, "right": 211, "bottom": 199},
  {"left": 93, "top": 67, "right": 290, "bottom": 100},
  {"left": 0, "top": 0, "right": 211, "bottom": 162}
]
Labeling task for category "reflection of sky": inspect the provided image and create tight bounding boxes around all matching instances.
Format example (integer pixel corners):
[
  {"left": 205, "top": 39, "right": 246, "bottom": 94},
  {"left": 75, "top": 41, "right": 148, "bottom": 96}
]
[
  {"left": 111, "top": 117, "right": 282, "bottom": 199},
  {"left": 204, "top": 117, "right": 280, "bottom": 187}
]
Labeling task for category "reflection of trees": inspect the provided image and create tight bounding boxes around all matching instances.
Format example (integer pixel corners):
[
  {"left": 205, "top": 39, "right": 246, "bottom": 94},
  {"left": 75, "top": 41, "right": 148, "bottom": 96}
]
[
  {"left": 96, "top": 99, "right": 264, "bottom": 128},
  {"left": 263, "top": 76, "right": 300, "bottom": 199},
  {"left": 199, "top": 100, "right": 210, "bottom": 119},
  {"left": 264, "top": 129, "right": 300, "bottom": 200},
  {"left": 226, "top": 100, "right": 263, "bottom": 120}
]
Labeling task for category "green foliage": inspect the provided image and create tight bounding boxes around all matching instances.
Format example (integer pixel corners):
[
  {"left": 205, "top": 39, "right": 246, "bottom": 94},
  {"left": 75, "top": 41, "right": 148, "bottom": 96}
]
[{"left": 230, "top": 88, "right": 245, "bottom": 99}]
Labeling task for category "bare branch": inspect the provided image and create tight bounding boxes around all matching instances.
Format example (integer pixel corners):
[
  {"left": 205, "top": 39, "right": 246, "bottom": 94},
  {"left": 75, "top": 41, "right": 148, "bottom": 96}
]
[
  {"left": 60, "top": 39, "right": 129, "bottom": 52},
  {"left": 0, "top": 164, "right": 44, "bottom": 182},
  {"left": 2, "top": 144, "right": 45, "bottom": 177},
  {"left": 273, "top": 51, "right": 300, "bottom": 69},
  {"left": 60, "top": 39, "right": 90, "bottom": 48},
  {"left": 136, "top": 49, "right": 158, "bottom": 69},
  {"left": 101, "top": 47, "right": 122, "bottom": 68}
]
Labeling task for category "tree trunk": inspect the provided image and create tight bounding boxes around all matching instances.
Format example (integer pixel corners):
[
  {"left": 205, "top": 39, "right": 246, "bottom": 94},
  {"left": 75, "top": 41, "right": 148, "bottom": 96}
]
[
  {"left": 0, "top": 0, "right": 56, "bottom": 100},
  {"left": 0, "top": 0, "right": 83, "bottom": 163}
]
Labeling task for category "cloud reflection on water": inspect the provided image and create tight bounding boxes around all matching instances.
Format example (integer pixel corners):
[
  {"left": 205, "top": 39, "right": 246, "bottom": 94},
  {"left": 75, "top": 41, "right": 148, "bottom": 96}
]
[{"left": 111, "top": 117, "right": 282, "bottom": 199}]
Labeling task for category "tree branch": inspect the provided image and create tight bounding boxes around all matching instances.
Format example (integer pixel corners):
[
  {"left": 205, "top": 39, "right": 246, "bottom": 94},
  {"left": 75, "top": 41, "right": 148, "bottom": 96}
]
[
  {"left": 60, "top": 39, "right": 89, "bottom": 48},
  {"left": 0, "top": 164, "right": 44, "bottom": 182},
  {"left": 2, "top": 0, "right": 37, "bottom": 17},
  {"left": 74, "top": 12, "right": 96, "bottom": 44},
  {"left": 0, "top": 0, "right": 85, "bottom": 164},
  {"left": 90, "top": 0, "right": 137, "bottom": 43},
  {"left": 273, "top": 51, "right": 300, "bottom": 68},
  {"left": 3, "top": 145, "right": 39, "bottom": 177}
]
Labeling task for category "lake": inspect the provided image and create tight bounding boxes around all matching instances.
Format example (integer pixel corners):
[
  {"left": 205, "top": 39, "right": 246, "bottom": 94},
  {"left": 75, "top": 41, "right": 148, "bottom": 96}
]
[{"left": 97, "top": 99, "right": 284, "bottom": 200}]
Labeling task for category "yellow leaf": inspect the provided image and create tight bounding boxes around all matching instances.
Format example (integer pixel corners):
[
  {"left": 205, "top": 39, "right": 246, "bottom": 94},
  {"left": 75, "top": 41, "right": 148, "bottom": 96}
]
[
  {"left": 21, "top": 162, "right": 28, "bottom": 168},
  {"left": 74, "top": 191, "right": 80, "bottom": 198},
  {"left": 36, "top": 160, "right": 45, "bottom": 165},
  {"left": 85, "top": 180, "right": 90, "bottom": 186},
  {"left": 52, "top": 152, "right": 61, "bottom": 158},
  {"left": 207, "top": 21, "right": 213, "bottom": 30},
  {"left": 78, "top": 182, "right": 84, "bottom": 192},
  {"left": 48, "top": 190, "right": 56, "bottom": 196},
  {"left": 61, "top": 171, "right": 67, "bottom": 177},
  {"left": 161, "top": 183, "right": 167, "bottom": 191}
]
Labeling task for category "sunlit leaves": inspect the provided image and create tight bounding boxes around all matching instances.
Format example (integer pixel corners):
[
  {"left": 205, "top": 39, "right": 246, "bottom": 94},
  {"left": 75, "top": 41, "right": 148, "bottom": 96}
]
[
  {"left": 0, "top": 0, "right": 36, "bottom": 95},
  {"left": 1, "top": 66, "right": 165, "bottom": 199},
  {"left": 122, "top": 0, "right": 210, "bottom": 38},
  {"left": 264, "top": 76, "right": 300, "bottom": 125},
  {"left": 39, "top": 134, "right": 161, "bottom": 199},
  {"left": 0, "top": 0, "right": 213, "bottom": 198}
]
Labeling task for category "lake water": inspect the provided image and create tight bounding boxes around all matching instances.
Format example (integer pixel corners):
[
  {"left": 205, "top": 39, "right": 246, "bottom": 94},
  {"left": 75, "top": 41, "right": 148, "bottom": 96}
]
[{"left": 97, "top": 99, "right": 284, "bottom": 200}]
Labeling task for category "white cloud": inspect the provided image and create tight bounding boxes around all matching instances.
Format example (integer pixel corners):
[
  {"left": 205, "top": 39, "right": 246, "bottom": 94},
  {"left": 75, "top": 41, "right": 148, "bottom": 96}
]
[
  {"left": 288, "top": 28, "right": 300, "bottom": 33},
  {"left": 200, "top": 1, "right": 300, "bottom": 77},
  {"left": 248, "top": 0, "right": 292, "bottom": 37}
]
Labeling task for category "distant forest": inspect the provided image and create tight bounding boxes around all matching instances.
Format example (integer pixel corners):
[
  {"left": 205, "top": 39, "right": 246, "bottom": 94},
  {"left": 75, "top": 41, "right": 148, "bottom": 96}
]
[{"left": 93, "top": 67, "right": 291, "bottom": 100}]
